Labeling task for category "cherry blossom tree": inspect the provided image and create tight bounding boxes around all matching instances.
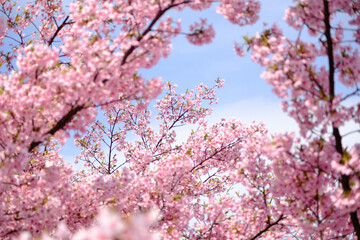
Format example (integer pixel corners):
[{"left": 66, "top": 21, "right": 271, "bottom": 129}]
[
  {"left": 1, "top": 0, "right": 360, "bottom": 239},
  {"left": 0, "top": 0, "right": 263, "bottom": 238},
  {"left": 238, "top": 0, "right": 360, "bottom": 238}
]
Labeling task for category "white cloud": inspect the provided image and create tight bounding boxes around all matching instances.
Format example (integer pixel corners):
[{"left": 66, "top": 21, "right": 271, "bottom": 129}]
[{"left": 210, "top": 98, "right": 299, "bottom": 134}]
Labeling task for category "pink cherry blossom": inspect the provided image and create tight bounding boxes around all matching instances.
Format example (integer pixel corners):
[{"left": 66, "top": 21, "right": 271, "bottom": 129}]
[{"left": 1, "top": 0, "right": 360, "bottom": 239}]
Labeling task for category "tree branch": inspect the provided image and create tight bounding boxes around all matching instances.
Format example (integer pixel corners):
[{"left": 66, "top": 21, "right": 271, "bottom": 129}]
[
  {"left": 28, "top": 105, "right": 84, "bottom": 152},
  {"left": 249, "top": 214, "right": 284, "bottom": 240},
  {"left": 48, "top": 16, "right": 70, "bottom": 46},
  {"left": 121, "top": 1, "right": 190, "bottom": 65}
]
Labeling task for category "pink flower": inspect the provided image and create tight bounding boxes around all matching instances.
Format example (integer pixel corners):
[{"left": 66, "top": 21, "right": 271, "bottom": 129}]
[{"left": 186, "top": 18, "right": 215, "bottom": 46}]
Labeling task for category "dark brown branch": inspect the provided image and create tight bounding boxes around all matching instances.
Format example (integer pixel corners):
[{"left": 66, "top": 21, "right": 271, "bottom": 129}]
[
  {"left": 121, "top": 1, "right": 190, "bottom": 65},
  {"left": 249, "top": 214, "right": 284, "bottom": 240},
  {"left": 28, "top": 105, "right": 84, "bottom": 152},
  {"left": 48, "top": 16, "right": 70, "bottom": 46}
]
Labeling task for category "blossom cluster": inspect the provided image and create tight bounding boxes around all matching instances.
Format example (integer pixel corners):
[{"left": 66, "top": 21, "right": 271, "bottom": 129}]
[{"left": 1, "top": 0, "right": 360, "bottom": 239}]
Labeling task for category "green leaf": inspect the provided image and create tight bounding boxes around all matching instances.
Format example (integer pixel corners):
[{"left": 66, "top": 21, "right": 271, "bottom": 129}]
[
  {"left": 343, "top": 189, "right": 351, "bottom": 198},
  {"left": 340, "top": 148, "right": 352, "bottom": 164},
  {"left": 173, "top": 195, "right": 182, "bottom": 201},
  {"left": 243, "top": 35, "right": 251, "bottom": 44}
]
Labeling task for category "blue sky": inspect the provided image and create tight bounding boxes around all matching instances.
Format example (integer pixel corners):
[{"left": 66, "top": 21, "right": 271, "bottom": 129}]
[
  {"left": 58, "top": 0, "right": 360, "bottom": 168},
  {"left": 140, "top": 0, "right": 298, "bottom": 129},
  {"left": 60, "top": 0, "right": 300, "bottom": 164}
]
